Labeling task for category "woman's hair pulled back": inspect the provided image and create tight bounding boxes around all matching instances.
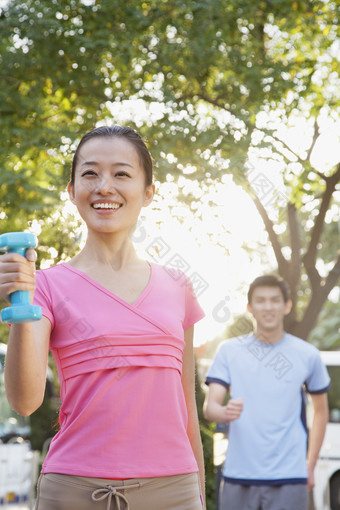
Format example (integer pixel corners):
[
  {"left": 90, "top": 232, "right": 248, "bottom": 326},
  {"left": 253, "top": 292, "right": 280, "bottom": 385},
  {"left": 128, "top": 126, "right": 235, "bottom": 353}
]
[{"left": 70, "top": 125, "right": 153, "bottom": 187}]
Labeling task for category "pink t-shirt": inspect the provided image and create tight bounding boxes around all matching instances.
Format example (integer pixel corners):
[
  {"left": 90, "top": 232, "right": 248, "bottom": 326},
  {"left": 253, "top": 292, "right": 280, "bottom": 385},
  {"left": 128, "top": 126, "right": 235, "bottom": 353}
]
[{"left": 33, "top": 262, "right": 205, "bottom": 478}]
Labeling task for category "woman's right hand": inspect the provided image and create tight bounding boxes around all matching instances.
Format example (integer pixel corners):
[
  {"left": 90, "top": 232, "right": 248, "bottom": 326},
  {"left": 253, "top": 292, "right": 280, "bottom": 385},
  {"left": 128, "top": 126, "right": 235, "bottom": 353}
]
[{"left": 0, "top": 248, "right": 37, "bottom": 302}]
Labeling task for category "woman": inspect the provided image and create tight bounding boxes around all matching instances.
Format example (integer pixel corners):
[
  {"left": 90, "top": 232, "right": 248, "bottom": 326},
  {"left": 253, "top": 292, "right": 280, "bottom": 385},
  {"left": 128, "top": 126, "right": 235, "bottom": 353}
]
[{"left": 2, "top": 126, "right": 206, "bottom": 510}]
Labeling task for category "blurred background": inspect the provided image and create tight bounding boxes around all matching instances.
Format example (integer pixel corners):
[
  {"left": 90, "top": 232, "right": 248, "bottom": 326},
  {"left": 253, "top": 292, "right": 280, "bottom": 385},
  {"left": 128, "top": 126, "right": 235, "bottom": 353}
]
[{"left": 0, "top": 0, "right": 340, "bottom": 508}]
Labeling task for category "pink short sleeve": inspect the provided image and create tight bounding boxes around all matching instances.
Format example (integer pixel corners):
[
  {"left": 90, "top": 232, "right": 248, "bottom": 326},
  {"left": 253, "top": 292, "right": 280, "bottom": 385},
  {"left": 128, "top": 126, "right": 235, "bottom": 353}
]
[
  {"left": 33, "top": 270, "right": 55, "bottom": 328},
  {"left": 183, "top": 275, "right": 205, "bottom": 330}
]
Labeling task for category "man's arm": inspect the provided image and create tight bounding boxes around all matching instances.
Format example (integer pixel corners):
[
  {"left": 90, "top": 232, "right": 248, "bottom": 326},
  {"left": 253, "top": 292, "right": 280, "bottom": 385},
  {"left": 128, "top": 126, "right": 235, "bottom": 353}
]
[
  {"left": 203, "top": 383, "right": 243, "bottom": 423},
  {"left": 307, "top": 392, "right": 329, "bottom": 489}
]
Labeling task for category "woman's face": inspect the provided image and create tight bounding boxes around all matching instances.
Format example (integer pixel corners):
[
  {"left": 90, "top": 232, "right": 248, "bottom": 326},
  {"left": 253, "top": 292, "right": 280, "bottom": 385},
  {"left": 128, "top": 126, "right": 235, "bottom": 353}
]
[{"left": 67, "top": 136, "right": 154, "bottom": 235}]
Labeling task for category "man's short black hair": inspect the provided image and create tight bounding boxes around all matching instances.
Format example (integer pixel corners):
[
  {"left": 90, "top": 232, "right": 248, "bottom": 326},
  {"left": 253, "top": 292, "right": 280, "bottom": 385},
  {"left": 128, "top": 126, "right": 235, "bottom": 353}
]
[{"left": 247, "top": 275, "right": 291, "bottom": 304}]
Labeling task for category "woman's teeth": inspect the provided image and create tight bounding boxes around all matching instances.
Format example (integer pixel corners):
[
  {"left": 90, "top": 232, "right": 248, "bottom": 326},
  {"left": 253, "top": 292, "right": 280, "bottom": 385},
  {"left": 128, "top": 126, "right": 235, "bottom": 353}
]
[{"left": 92, "top": 203, "right": 121, "bottom": 209}]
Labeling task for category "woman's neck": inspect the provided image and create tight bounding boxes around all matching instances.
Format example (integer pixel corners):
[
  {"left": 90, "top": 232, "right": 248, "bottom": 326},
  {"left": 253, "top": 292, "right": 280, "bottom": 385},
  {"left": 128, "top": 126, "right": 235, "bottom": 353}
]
[{"left": 71, "top": 231, "right": 140, "bottom": 271}]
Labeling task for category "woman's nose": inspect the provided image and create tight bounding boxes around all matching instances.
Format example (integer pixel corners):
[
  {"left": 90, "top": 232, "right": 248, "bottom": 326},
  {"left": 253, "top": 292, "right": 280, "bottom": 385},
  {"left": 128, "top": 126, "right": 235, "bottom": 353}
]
[{"left": 95, "top": 175, "right": 115, "bottom": 194}]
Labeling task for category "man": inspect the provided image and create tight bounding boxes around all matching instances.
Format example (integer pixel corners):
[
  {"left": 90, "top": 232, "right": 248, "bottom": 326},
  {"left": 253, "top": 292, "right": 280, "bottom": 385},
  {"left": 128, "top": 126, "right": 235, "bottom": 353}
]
[{"left": 204, "top": 275, "right": 330, "bottom": 510}]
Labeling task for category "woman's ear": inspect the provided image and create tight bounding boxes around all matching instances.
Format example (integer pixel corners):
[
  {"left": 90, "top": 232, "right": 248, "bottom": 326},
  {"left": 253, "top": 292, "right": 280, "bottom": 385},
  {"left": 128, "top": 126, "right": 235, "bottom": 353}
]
[
  {"left": 67, "top": 181, "right": 75, "bottom": 204},
  {"left": 143, "top": 183, "right": 155, "bottom": 207}
]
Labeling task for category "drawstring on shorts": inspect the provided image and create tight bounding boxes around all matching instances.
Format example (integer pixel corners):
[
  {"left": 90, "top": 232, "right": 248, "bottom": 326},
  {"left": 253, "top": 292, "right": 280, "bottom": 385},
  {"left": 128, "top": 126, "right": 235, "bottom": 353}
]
[{"left": 91, "top": 482, "right": 140, "bottom": 510}]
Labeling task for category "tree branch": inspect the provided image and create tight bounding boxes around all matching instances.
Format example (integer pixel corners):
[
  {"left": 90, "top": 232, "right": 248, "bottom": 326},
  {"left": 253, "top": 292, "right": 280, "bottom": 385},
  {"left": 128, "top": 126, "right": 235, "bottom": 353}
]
[
  {"left": 252, "top": 195, "right": 290, "bottom": 276},
  {"left": 259, "top": 130, "right": 330, "bottom": 189},
  {"left": 269, "top": 134, "right": 304, "bottom": 164},
  {"left": 306, "top": 118, "right": 320, "bottom": 163},
  {"left": 264, "top": 119, "right": 320, "bottom": 170},
  {"left": 294, "top": 255, "right": 340, "bottom": 339},
  {"left": 303, "top": 163, "right": 340, "bottom": 271},
  {"left": 196, "top": 92, "right": 235, "bottom": 116},
  {"left": 322, "top": 254, "right": 340, "bottom": 298},
  {"left": 287, "top": 202, "right": 301, "bottom": 293}
]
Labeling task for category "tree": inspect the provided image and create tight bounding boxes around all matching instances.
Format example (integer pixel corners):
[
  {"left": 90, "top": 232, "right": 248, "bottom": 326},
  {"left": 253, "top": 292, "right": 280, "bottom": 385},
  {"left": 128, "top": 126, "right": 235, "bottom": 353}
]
[
  {"left": 0, "top": 0, "right": 168, "bottom": 252},
  {"left": 2, "top": 5, "right": 339, "bottom": 510},
  {"left": 1, "top": 0, "right": 340, "bottom": 342},
  {"left": 119, "top": 0, "right": 340, "bottom": 340},
  {"left": 0, "top": 0, "right": 153, "bottom": 328}
]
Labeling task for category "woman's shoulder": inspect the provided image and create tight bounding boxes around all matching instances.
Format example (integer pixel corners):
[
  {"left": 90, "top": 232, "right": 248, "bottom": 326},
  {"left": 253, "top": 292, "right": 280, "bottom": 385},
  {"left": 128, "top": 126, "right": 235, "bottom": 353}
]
[
  {"left": 150, "top": 261, "right": 188, "bottom": 286},
  {"left": 37, "top": 262, "right": 68, "bottom": 275},
  {"left": 36, "top": 263, "right": 70, "bottom": 289}
]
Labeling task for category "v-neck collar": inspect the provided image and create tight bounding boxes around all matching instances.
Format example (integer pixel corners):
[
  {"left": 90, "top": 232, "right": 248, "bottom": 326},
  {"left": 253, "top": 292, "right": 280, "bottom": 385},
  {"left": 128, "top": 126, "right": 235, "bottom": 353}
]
[{"left": 61, "top": 261, "right": 154, "bottom": 308}]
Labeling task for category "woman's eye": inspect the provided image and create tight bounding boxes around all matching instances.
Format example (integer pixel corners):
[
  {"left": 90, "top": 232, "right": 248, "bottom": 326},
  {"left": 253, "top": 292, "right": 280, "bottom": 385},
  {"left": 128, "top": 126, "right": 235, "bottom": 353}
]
[
  {"left": 81, "top": 170, "right": 97, "bottom": 177},
  {"left": 116, "top": 171, "right": 130, "bottom": 177}
]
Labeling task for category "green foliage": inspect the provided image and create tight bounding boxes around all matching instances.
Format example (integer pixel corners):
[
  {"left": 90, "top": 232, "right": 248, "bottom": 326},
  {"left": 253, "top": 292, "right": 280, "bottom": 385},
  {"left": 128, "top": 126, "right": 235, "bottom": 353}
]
[
  {"left": 326, "top": 366, "right": 340, "bottom": 422},
  {"left": 2, "top": 0, "right": 339, "bottom": 223},
  {"left": 2, "top": 0, "right": 338, "bottom": 191},
  {"left": 29, "top": 387, "right": 58, "bottom": 452},
  {"left": 95, "top": 0, "right": 340, "bottom": 340},
  {"left": 196, "top": 360, "right": 216, "bottom": 509},
  {"left": 309, "top": 299, "right": 340, "bottom": 350},
  {"left": 1, "top": 7, "right": 339, "bottom": 507},
  {"left": 0, "top": 319, "right": 10, "bottom": 344},
  {"left": 200, "top": 423, "right": 215, "bottom": 510},
  {"left": 0, "top": 0, "right": 153, "bottom": 250},
  {"left": 1, "top": 0, "right": 340, "bottom": 484}
]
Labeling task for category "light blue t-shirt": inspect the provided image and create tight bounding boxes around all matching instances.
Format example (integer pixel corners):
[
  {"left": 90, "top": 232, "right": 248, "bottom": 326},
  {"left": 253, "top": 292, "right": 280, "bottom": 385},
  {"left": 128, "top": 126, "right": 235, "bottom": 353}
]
[{"left": 206, "top": 333, "right": 330, "bottom": 485}]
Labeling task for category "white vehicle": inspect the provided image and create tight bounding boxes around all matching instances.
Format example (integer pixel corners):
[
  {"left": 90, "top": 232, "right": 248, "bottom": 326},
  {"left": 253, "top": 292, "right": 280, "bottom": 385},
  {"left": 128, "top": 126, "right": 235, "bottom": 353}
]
[
  {"left": 0, "top": 343, "right": 36, "bottom": 506},
  {"left": 0, "top": 441, "right": 35, "bottom": 505},
  {"left": 313, "top": 351, "right": 340, "bottom": 510}
]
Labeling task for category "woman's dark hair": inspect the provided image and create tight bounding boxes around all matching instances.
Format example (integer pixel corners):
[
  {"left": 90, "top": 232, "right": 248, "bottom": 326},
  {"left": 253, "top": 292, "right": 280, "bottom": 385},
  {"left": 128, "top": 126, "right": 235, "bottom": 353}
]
[
  {"left": 70, "top": 125, "right": 153, "bottom": 187},
  {"left": 247, "top": 275, "right": 291, "bottom": 303}
]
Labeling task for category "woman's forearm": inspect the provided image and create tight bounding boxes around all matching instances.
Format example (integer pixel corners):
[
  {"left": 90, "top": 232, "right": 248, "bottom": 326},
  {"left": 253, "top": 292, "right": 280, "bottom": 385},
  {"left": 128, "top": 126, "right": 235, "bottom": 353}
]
[{"left": 5, "top": 321, "right": 49, "bottom": 416}]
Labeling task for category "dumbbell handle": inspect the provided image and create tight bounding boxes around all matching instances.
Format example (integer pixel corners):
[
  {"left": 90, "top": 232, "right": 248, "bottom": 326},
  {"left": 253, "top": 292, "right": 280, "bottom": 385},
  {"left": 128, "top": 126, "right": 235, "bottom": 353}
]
[
  {"left": 0, "top": 232, "right": 42, "bottom": 324},
  {"left": 6, "top": 247, "right": 31, "bottom": 305},
  {"left": 7, "top": 244, "right": 29, "bottom": 304}
]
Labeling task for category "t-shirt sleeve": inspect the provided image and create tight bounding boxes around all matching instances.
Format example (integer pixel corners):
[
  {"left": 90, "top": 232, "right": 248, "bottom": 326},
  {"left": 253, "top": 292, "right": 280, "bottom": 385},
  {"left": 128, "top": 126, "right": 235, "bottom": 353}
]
[
  {"left": 305, "top": 350, "right": 330, "bottom": 394},
  {"left": 205, "top": 343, "right": 230, "bottom": 390},
  {"left": 33, "top": 270, "right": 55, "bottom": 329},
  {"left": 182, "top": 274, "right": 205, "bottom": 330}
]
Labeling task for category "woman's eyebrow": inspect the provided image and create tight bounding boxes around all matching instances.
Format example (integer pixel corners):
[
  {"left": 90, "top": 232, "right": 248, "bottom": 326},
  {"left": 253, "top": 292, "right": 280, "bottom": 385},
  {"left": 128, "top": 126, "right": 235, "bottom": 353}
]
[
  {"left": 80, "top": 160, "right": 99, "bottom": 167},
  {"left": 112, "top": 162, "right": 134, "bottom": 168},
  {"left": 80, "top": 161, "right": 134, "bottom": 168}
]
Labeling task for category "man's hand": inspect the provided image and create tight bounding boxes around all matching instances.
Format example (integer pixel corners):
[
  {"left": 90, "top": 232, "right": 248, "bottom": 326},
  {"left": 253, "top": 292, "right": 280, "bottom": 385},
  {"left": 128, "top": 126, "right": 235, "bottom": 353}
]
[
  {"left": 307, "top": 461, "right": 315, "bottom": 489},
  {"left": 225, "top": 397, "right": 244, "bottom": 421}
]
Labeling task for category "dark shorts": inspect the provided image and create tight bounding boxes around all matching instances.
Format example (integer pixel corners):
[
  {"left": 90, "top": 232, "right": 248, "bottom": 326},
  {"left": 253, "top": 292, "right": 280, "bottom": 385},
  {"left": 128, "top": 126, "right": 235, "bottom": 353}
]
[
  {"left": 220, "top": 481, "right": 309, "bottom": 510},
  {"left": 36, "top": 472, "right": 203, "bottom": 510}
]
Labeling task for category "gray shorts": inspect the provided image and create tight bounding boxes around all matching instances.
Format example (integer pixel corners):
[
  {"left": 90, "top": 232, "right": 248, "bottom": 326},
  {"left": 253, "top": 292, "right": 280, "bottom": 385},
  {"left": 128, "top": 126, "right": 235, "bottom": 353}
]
[
  {"left": 36, "top": 472, "right": 203, "bottom": 510},
  {"left": 220, "top": 481, "right": 309, "bottom": 510}
]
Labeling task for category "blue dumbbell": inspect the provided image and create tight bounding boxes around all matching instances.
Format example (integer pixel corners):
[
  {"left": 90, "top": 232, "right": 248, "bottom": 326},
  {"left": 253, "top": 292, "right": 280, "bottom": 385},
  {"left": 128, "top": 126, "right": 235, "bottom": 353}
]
[{"left": 0, "top": 232, "right": 42, "bottom": 324}]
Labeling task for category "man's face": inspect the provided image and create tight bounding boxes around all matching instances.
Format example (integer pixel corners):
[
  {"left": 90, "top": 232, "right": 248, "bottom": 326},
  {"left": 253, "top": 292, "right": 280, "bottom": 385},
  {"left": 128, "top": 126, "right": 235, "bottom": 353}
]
[{"left": 247, "top": 286, "right": 292, "bottom": 334}]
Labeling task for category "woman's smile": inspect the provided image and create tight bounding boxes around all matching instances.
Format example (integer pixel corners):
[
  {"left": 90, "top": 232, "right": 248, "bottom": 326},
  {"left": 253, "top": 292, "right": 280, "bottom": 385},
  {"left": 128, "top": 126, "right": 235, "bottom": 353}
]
[{"left": 91, "top": 200, "right": 123, "bottom": 214}]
